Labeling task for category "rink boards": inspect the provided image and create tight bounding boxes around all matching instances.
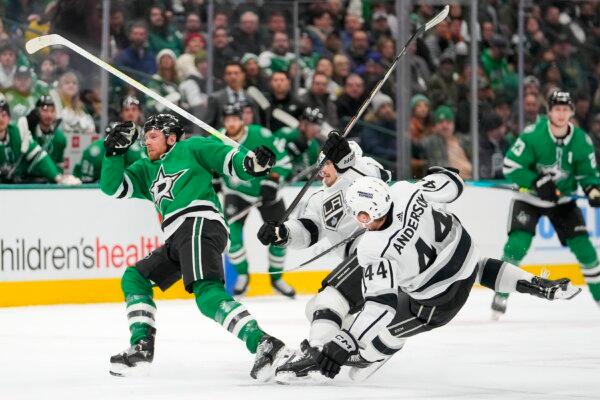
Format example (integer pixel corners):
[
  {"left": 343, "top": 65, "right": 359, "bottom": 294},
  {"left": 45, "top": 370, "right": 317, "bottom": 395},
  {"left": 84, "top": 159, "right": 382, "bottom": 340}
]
[{"left": 0, "top": 184, "right": 596, "bottom": 306}]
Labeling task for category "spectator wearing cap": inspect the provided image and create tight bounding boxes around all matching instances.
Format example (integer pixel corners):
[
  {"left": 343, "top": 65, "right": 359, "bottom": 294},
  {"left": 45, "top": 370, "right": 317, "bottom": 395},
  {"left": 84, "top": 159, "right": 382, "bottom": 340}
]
[
  {"left": 588, "top": 113, "right": 600, "bottom": 171},
  {"left": 341, "top": 13, "right": 363, "bottom": 51},
  {"left": 428, "top": 53, "right": 458, "bottom": 109},
  {"left": 481, "top": 35, "right": 510, "bottom": 92},
  {"left": 553, "top": 34, "right": 586, "bottom": 93},
  {"left": 409, "top": 94, "right": 432, "bottom": 142},
  {"left": 305, "top": 9, "right": 334, "bottom": 55},
  {"left": 114, "top": 21, "right": 156, "bottom": 77},
  {"left": 231, "top": 11, "right": 265, "bottom": 58},
  {"left": 479, "top": 112, "right": 508, "bottom": 179},
  {"left": 26, "top": 95, "right": 67, "bottom": 169},
  {"left": 298, "top": 72, "right": 338, "bottom": 128},
  {"left": 421, "top": 105, "right": 472, "bottom": 179},
  {"left": 371, "top": 10, "right": 394, "bottom": 43},
  {"left": 265, "top": 71, "right": 303, "bottom": 132},
  {"left": 146, "top": 49, "right": 181, "bottom": 115},
  {"left": 258, "top": 32, "right": 297, "bottom": 77},
  {"left": 242, "top": 53, "right": 269, "bottom": 93},
  {"left": 345, "top": 30, "right": 377, "bottom": 77},
  {"left": 4, "top": 66, "right": 47, "bottom": 121},
  {"left": 212, "top": 28, "right": 235, "bottom": 84},
  {"left": 147, "top": 6, "right": 183, "bottom": 57},
  {"left": 0, "top": 42, "right": 18, "bottom": 90},
  {"left": 359, "top": 93, "right": 397, "bottom": 168},
  {"left": 176, "top": 32, "right": 206, "bottom": 82},
  {"left": 336, "top": 74, "right": 366, "bottom": 130}
]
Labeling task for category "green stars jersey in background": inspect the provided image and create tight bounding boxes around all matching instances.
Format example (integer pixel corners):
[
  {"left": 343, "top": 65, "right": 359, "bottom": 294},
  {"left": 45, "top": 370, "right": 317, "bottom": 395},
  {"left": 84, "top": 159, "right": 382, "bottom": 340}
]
[
  {"left": 274, "top": 126, "right": 320, "bottom": 177},
  {"left": 100, "top": 136, "right": 252, "bottom": 237},
  {"left": 217, "top": 124, "right": 292, "bottom": 201},
  {"left": 503, "top": 116, "right": 600, "bottom": 204},
  {"left": 74, "top": 138, "right": 147, "bottom": 182},
  {"left": 30, "top": 124, "right": 67, "bottom": 172}
]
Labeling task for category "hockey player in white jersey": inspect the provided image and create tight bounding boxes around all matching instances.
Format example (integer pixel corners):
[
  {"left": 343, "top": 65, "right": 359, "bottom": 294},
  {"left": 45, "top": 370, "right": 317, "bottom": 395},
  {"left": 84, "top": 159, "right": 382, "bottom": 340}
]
[
  {"left": 314, "top": 168, "right": 581, "bottom": 380},
  {"left": 256, "top": 132, "right": 391, "bottom": 381}
]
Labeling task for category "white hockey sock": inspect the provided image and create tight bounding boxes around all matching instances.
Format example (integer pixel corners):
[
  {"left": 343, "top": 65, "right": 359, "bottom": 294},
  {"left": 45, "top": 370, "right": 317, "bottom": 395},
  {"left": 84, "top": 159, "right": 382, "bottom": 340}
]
[
  {"left": 478, "top": 257, "right": 534, "bottom": 293},
  {"left": 305, "top": 287, "right": 350, "bottom": 348}
]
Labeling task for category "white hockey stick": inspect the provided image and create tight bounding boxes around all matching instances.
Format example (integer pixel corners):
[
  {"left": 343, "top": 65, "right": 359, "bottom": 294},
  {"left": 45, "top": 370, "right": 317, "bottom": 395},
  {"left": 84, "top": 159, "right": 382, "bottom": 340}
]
[
  {"left": 247, "top": 85, "right": 300, "bottom": 129},
  {"left": 246, "top": 86, "right": 270, "bottom": 110},
  {"left": 272, "top": 108, "right": 299, "bottom": 129},
  {"left": 25, "top": 34, "right": 240, "bottom": 149}
]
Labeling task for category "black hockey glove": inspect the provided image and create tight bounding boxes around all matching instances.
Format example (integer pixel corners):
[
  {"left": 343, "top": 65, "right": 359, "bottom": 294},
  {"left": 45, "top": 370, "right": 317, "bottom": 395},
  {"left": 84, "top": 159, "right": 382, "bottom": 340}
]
[
  {"left": 585, "top": 186, "right": 600, "bottom": 208},
  {"left": 426, "top": 166, "right": 460, "bottom": 176},
  {"left": 286, "top": 137, "right": 308, "bottom": 157},
  {"left": 257, "top": 220, "right": 288, "bottom": 246},
  {"left": 260, "top": 176, "right": 279, "bottom": 204},
  {"left": 104, "top": 121, "right": 138, "bottom": 156},
  {"left": 244, "top": 146, "right": 276, "bottom": 177},
  {"left": 322, "top": 131, "right": 355, "bottom": 172},
  {"left": 534, "top": 174, "right": 559, "bottom": 202},
  {"left": 317, "top": 330, "right": 358, "bottom": 379}
]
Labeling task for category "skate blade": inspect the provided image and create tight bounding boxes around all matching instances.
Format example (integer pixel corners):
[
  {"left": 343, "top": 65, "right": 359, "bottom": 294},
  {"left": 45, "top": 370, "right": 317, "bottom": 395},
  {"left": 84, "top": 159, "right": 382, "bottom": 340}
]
[
  {"left": 491, "top": 310, "right": 505, "bottom": 321},
  {"left": 557, "top": 286, "right": 582, "bottom": 300},
  {"left": 109, "top": 361, "right": 151, "bottom": 377},
  {"left": 349, "top": 359, "right": 390, "bottom": 382},
  {"left": 275, "top": 370, "right": 328, "bottom": 385}
]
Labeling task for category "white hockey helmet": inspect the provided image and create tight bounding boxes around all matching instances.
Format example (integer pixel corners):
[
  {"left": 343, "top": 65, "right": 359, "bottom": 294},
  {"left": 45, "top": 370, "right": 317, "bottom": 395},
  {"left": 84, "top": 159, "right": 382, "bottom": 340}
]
[{"left": 346, "top": 176, "right": 392, "bottom": 223}]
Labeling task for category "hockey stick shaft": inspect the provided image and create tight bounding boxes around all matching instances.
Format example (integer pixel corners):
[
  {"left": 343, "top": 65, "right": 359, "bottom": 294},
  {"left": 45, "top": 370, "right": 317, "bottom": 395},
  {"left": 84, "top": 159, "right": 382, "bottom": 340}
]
[
  {"left": 278, "top": 6, "right": 450, "bottom": 223},
  {"left": 299, "top": 227, "right": 366, "bottom": 267},
  {"left": 25, "top": 34, "right": 240, "bottom": 149},
  {"left": 466, "top": 181, "right": 585, "bottom": 200}
]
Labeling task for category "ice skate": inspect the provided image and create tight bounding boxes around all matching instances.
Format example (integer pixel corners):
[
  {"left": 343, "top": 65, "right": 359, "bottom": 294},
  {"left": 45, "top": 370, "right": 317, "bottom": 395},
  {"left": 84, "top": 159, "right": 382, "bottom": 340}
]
[
  {"left": 347, "top": 353, "right": 391, "bottom": 382},
  {"left": 491, "top": 292, "right": 509, "bottom": 320},
  {"left": 271, "top": 278, "right": 296, "bottom": 298},
  {"left": 517, "top": 277, "right": 581, "bottom": 300},
  {"left": 233, "top": 274, "right": 249, "bottom": 296},
  {"left": 275, "top": 340, "right": 326, "bottom": 384},
  {"left": 250, "top": 334, "right": 291, "bottom": 381},
  {"left": 109, "top": 336, "right": 154, "bottom": 377}
]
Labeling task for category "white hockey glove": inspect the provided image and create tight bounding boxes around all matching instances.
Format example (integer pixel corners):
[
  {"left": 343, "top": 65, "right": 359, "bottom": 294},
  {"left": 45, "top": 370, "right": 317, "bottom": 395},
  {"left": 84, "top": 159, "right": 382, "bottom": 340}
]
[{"left": 56, "top": 174, "right": 82, "bottom": 186}]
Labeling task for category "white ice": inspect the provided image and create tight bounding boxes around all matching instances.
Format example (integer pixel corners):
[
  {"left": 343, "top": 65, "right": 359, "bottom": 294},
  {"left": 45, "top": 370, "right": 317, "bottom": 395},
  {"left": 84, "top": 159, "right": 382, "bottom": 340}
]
[{"left": 1, "top": 289, "right": 599, "bottom": 400}]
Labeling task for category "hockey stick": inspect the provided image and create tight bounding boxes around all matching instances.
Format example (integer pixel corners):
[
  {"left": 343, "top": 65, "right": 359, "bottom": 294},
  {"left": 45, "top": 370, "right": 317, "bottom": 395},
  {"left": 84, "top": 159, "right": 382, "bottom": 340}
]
[
  {"left": 247, "top": 85, "right": 301, "bottom": 129},
  {"left": 247, "top": 86, "right": 270, "bottom": 110},
  {"left": 25, "top": 34, "right": 240, "bottom": 149},
  {"left": 278, "top": 5, "right": 450, "bottom": 223},
  {"left": 299, "top": 227, "right": 366, "bottom": 267},
  {"left": 466, "top": 181, "right": 586, "bottom": 200},
  {"left": 272, "top": 108, "right": 299, "bottom": 129}
]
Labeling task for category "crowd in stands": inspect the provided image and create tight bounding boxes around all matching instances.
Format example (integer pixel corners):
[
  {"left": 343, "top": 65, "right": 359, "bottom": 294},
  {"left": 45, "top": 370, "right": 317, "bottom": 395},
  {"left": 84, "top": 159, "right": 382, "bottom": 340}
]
[{"left": 0, "top": 0, "right": 599, "bottom": 183}]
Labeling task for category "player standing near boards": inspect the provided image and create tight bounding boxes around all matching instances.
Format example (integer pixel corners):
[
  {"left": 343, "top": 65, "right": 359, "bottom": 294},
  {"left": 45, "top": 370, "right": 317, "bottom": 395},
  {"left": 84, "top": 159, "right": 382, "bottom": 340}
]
[
  {"left": 100, "top": 113, "right": 289, "bottom": 380},
  {"left": 494, "top": 90, "right": 600, "bottom": 318}
]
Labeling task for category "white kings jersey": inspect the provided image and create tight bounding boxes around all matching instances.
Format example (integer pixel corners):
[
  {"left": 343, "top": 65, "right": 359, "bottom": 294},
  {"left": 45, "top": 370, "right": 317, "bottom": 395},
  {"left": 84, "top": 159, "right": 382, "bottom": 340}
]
[
  {"left": 348, "top": 169, "right": 479, "bottom": 347},
  {"left": 284, "top": 156, "right": 391, "bottom": 259}
]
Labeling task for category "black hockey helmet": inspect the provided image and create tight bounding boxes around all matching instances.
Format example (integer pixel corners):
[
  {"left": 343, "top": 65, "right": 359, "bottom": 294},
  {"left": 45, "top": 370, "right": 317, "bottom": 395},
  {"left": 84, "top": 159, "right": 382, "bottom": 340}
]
[
  {"left": 223, "top": 103, "right": 243, "bottom": 118},
  {"left": 300, "top": 106, "right": 323, "bottom": 124},
  {"left": 36, "top": 95, "right": 55, "bottom": 109},
  {"left": 0, "top": 97, "right": 10, "bottom": 115},
  {"left": 121, "top": 95, "right": 141, "bottom": 110},
  {"left": 143, "top": 113, "right": 184, "bottom": 141},
  {"left": 547, "top": 90, "right": 574, "bottom": 111}
]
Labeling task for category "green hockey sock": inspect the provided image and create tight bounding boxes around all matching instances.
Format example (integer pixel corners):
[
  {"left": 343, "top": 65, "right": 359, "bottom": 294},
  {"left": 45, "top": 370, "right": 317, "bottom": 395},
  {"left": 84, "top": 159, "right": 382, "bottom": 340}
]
[
  {"left": 567, "top": 236, "right": 600, "bottom": 302},
  {"left": 229, "top": 221, "right": 249, "bottom": 275},
  {"left": 193, "top": 279, "right": 265, "bottom": 353},
  {"left": 268, "top": 245, "right": 286, "bottom": 281},
  {"left": 121, "top": 268, "right": 156, "bottom": 345}
]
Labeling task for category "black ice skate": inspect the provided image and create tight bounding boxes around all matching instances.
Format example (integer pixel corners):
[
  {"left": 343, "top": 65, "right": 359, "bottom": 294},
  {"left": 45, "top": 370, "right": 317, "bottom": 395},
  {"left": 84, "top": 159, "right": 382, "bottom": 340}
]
[
  {"left": 517, "top": 276, "right": 582, "bottom": 300},
  {"left": 109, "top": 331, "right": 155, "bottom": 377},
  {"left": 275, "top": 340, "right": 324, "bottom": 384},
  {"left": 233, "top": 274, "right": 249, "bottom": 296},
  {"left": 250, "top": 334, "right": 290, "bottom": 381},
  {"left": 271, "top": 278, "right": 296, "bottom": 298},
  {"left": 491, "top": 292, "right": 509, "bottom": 320}
]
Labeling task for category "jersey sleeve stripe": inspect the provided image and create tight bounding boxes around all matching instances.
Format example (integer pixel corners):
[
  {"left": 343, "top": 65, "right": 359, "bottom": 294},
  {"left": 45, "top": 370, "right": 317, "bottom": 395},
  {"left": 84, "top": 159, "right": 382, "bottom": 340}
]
[
  {"left": 223, "top": 148, "right": 238, "bottom": 178},
  {"left": 437, "top": 170, "right": 463, "bottom": 200},
  {"left": 298, "top": 218, "right": 320, "bottom": 246}
]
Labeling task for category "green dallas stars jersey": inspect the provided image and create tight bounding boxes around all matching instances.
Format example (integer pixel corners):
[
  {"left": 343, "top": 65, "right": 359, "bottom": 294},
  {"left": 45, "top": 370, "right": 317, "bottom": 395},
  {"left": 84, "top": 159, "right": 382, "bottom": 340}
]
[
  {"left": 100, "top": 136, "right": 252, "bottom": 239},
  {"left": 74, "top": 137, "right": 147, "bottom": 182},
  {"left": 216, "top": 124, "right": 292, "bottom": 201},
  {"left": 503, "top": 116, "right": 600, "bottom": 207},
  {"left": 29, "top": 123, "right": 67, "bottom": 171},
  {"left": 274, "top": 126, "right": 320, "bottom": 177},
  {"left": 0, "top": 123, "right": 59, "bottom": 182}
]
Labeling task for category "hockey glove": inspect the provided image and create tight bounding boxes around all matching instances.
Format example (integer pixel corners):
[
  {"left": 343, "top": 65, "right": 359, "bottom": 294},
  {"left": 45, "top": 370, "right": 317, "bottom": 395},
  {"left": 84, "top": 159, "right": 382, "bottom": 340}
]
[
  {"left": 426, "top": 166, "right": 460, "bottom": 176},
  {"left": 317, "top": 330, "right": 358, "bottom": 379},
  {"left": 257, "top": 221, "right": 288, "bottom": 246},
  {"left": 55, "top": 174, "right": 82, "bottom": 186},
  {"left": 104, "top": 121, "right": 138, "bottom": 156},
  {"left": 244, "top": 146, "right": 275, "bottom": 177},
  {"left": 286, "top": 138, "right": 308, "bottom": 157},
  {"left": 322, "top": 131, "right": 355, "bottom": 172},
  {"left": 534, "top": 174, "right": 559, "bottom": 202},
  {"left": 585, "top": 186, "right": 600, "bottom": 207},
  {"left": 260, "top": 176, "right": 279, "bottom": 204}
]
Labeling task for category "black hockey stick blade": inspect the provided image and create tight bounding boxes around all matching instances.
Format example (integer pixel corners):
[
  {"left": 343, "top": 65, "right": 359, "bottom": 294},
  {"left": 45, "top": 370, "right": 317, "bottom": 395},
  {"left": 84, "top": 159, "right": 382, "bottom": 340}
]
[
  {"left": 299, "top": 228, "right": 366, "bottom": 267},
  {"left": 278, "top": 5, "right": 449, "bottom": 223}
]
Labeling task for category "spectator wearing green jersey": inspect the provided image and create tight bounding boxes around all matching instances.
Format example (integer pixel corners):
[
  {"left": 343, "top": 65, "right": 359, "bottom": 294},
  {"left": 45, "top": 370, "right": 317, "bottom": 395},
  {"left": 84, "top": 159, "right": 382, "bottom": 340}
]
[
  {"left": 147, "top": 5, "right": 183, "bottom": 57},
  {"left": 5, "top": 66, "right": 49, "bottom": 122}
]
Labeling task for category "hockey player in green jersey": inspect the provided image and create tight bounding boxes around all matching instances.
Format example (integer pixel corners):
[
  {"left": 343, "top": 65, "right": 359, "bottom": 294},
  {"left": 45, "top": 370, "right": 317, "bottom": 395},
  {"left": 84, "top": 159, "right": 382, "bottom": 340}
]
[
  {"left": 0, "top": 99, "right": 79, "bottom": 185},
  {"left": 102, "top": 113, "right": 290, "bottom": 379},
  {"left": 217, "top": 104, "right": 296, "bottom": 297},
  {"left": 274, "top": 107, "right": 322, "bottom": 177},
  {"left": 74, "top": 96, "right": 146, "bottom": 182},
  {"left": 24, "top": 95, "right": 66, "bottom": 170},
  {"left": 494, "top": 90, "right": 600, "bottom": 317}
]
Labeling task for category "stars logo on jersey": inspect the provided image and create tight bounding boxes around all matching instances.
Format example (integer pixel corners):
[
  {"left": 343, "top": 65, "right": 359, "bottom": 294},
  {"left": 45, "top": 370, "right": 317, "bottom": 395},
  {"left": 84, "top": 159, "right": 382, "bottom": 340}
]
[
  {"left": 150, "top": 165, "right": 188, "bottom": 207},
  {"left": 323, "top": 191, "right": 345, "bottom": 230},
  {"left": 538, "top": 160, "right": 568, "bottom": 183}
]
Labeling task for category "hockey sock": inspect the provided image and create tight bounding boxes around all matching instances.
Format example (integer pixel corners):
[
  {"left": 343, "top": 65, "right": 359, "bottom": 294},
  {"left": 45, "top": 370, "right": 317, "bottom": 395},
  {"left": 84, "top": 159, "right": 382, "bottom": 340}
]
[
  {"left": 121, "top": 268, "right": 157, "bottom": 345},
  {"left": 502, "top": 230, "right": 533, "bottom": 266},
  {"left": 229, "top": 221, "right": 249, "bottom": 275},
  {"left": 566, "top": 236, "right": 600, "bottom": 302},
  {"left": 361, "top": 330, "right": 406, "bottom": 362},
  {"left": 478, "top": 257, "right": 535, "bottom": 293},
  {"left": 305, "top": 287, "right": 350, "bottom": 347},
  {"left": 193, "top": 279, "right": 264, "bottom": 353},
  {"left": 268, "top": 245, "right": 286, "bottom": 281}
]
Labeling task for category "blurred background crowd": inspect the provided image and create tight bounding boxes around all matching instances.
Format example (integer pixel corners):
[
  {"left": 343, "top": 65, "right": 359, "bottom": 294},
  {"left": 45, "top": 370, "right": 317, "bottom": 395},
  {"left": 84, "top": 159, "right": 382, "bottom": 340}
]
[{"left": 0, "top": 0, "right": 599, "bottom": 183}]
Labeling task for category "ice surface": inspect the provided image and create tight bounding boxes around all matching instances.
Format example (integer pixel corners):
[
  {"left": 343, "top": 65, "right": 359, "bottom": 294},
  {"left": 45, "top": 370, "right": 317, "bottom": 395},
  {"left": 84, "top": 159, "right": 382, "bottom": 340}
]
[{"left": 1, "top": 290, "right": 599, "bottom": 400}]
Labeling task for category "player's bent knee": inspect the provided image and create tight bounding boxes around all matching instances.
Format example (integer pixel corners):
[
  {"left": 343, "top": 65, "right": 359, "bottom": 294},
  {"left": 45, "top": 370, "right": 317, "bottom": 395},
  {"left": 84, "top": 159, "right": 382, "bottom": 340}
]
[
  {"left": 193, "top": 279, "right": 232, "bottom": 319},
  {"left": 121, "top": 267, "right": 153, "bottom": 296},
  {"left": 504, "top": 230, "right": 533, "bottom": 263},
  {"left": 305, "top": 286, "right": 350, "bottom": 322},
  {"left": 567, "top": 235, "right": 598, "bottom": 267}
]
